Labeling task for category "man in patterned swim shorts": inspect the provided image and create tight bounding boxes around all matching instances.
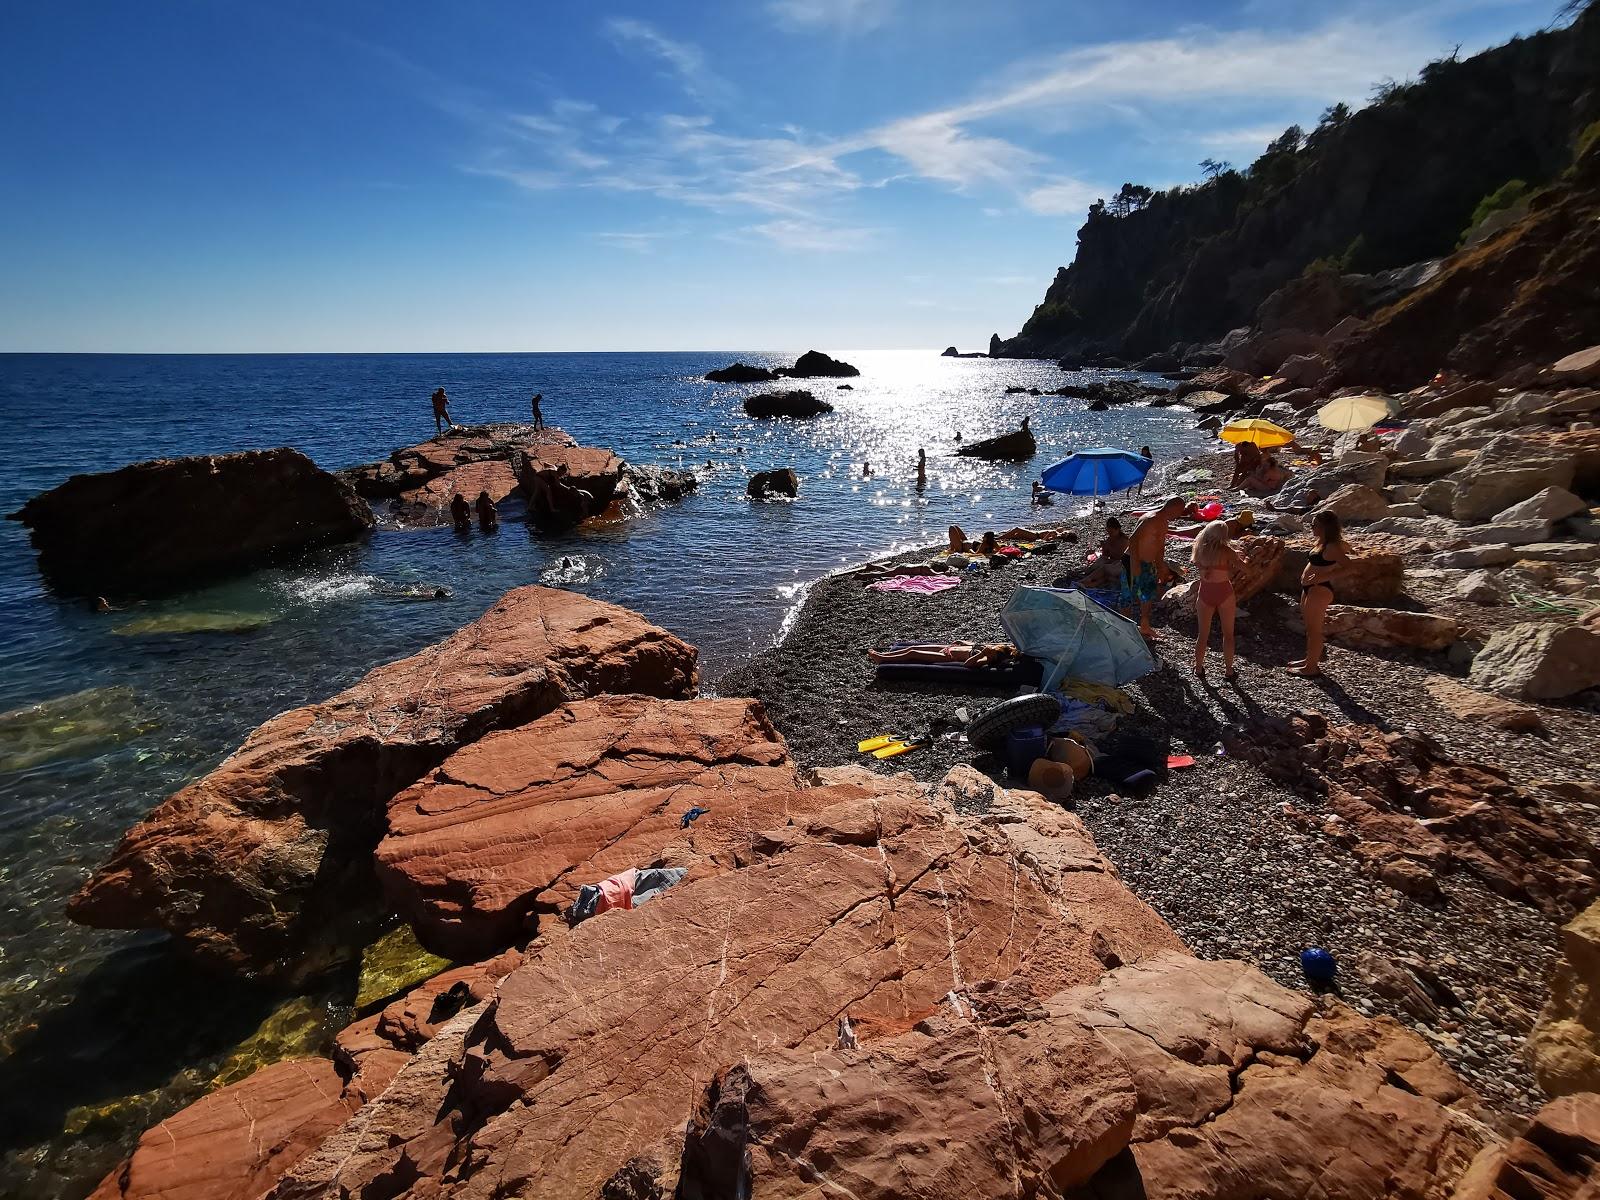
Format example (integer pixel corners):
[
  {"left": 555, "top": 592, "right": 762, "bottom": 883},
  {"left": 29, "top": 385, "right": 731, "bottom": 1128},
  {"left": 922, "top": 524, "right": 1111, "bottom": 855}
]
[{"left": 1120, "top": 496, "right": 1186, "bottom": 639}]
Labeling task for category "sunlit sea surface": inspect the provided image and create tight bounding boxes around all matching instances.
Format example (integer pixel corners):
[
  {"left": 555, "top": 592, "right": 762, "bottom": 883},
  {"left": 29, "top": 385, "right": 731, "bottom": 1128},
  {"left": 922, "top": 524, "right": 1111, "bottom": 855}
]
[{"left": 0, "top": 350, "right": 1207, "bottom": 1197}]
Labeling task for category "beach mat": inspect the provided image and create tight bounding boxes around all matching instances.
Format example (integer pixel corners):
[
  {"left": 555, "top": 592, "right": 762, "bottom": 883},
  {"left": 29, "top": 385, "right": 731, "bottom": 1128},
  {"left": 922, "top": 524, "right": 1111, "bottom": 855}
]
[{"left": 874, "top": 658, "right": 1044, "bottom": 687}]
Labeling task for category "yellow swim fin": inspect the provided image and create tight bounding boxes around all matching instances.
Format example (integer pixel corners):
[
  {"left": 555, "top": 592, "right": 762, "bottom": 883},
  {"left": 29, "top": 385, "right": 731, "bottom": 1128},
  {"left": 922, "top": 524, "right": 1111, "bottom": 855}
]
[
  {"left": 858, "top": 735, "right": 897, "bottom": 753},
  {"left": 873, "top": 738, "right": 927, "bottom": 760}
]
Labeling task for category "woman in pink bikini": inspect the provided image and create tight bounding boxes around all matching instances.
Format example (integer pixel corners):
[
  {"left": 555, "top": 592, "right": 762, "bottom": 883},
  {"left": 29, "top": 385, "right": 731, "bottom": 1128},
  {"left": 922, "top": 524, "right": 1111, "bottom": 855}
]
[{"left": 1190, "top": 520, "right": 1243, "bottom": 680}]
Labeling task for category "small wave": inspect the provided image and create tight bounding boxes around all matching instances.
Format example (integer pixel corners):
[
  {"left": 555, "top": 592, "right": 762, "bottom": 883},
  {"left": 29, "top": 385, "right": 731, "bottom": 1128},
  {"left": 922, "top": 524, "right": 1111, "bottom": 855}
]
[
  {"left": 540, "top": 555, "right": 605, "bottom": 587},
  {"left": 279, "top": 573, "right": 380, "bottom": 605}
]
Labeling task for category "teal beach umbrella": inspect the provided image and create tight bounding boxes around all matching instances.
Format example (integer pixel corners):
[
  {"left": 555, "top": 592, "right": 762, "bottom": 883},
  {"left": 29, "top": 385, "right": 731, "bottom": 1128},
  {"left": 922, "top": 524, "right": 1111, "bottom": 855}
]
[{"left": 1001, "top": 586, "right": 1158, "bottom": 690}]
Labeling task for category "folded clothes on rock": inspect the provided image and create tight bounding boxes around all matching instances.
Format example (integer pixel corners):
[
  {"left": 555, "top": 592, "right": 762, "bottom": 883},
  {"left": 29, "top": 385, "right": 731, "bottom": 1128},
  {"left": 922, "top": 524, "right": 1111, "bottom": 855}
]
[
  {"left": 569, "top": 866, "right": 689, "bottom": 923},
  {"left": 866, "top": 574, "right": 961, "bottom": 595}
]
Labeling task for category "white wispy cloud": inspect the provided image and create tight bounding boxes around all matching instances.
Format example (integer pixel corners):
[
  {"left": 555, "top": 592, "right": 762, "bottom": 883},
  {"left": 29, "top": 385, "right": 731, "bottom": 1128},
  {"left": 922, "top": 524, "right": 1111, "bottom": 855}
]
[
  {"left": 1020, "top": 177, "right": 1101, "bottom": 217},
  {"left": 768, "top": 0, "right": 896, "bottom": 34},
  {"left": 604, "top": 17, "right": 731, "bottom": 106},
  {"left": 738, "top": 219, "right": 877, "bottom": 252},
  {"left": 592, "top": 230, "right": 670, "bottom": 253}
]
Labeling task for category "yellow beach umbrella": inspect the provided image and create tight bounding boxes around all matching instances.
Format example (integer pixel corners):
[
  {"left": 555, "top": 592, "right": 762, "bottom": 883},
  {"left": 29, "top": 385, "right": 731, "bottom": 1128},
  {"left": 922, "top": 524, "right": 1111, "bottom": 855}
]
[
  {"left": 1218, "top": 418, "right": 1294, "bottom": 448},
  {"left": 1316, "top": 393, "right": 1395, "bottom": 432}
]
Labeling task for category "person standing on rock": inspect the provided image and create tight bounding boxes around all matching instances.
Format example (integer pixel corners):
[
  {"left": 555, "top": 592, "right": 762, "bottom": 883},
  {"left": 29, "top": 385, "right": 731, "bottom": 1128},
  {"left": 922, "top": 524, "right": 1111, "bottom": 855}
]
[
  {"left": 431, "top": 388, "right": 452, "bottom": 435},
  {"left": 530, "top": 393, "right": 545, "bottom": 431},
  {"left": 1288, "top": 509, "right": 1351, "bottom": 678}
]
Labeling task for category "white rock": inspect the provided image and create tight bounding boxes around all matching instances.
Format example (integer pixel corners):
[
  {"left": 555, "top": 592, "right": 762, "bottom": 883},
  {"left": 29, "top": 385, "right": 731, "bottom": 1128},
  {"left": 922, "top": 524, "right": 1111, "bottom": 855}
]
[
  {"left": 1469, "top": 622, "right": 1600, "bottom": 699},
  {"left": 1447, "top": 520, "right": 1554, "bottom": 547},
  {"left": 1433, "top": 545, "right": 1519, "bottom": 569},
  {"left": 1513, "top": 543, "right": 1600, "bottom": 564},
  {"left": 1456, "top": 569, "right": 1502, "bottom": 604},
  {"left": 1320, "top": 482, "right": 1391, "bottom": 523},
  {"left": 1450, "top": 435, "right": 1577, "bottom": 523},
  {"left": 1494, "top": 486, "right": 1589, "bottom": 523}
]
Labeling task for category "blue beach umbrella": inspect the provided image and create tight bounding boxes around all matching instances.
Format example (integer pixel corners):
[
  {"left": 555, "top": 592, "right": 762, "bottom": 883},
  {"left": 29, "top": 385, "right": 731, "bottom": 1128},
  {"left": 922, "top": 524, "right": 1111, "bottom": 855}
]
[
  {"left": 1001, "top": 586, "right": 1158, "bottom": 691},
  {"left": 1039, "top": 448, "right": 1152, "bottom": 496}
]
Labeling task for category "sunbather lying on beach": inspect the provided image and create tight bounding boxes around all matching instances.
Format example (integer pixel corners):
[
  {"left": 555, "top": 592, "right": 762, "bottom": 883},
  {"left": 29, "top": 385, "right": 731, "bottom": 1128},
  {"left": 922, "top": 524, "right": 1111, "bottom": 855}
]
[
  {"left": 867, "top": 642, "right": 1015, "bottom": 666},
  {"left": 857, "top": 560, "right": 949, "bottom": 580}
]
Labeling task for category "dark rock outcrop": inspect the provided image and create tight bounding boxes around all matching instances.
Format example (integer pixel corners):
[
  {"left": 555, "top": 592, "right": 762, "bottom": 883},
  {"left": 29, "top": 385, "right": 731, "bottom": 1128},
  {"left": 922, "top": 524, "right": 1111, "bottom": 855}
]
[
  {"left": 621, "top": 464, "right": 698, "bottom": 507},
  {"left": 1228, "top": 711, "right": 1600, "bottom": 912},
  {"left": 783, "top": 349, "right": 860, "bottom": 378},
  {"left": 516, "top": 444, "right": 624, "bottom": 531},
  {"left": 747, "top": 468, "right": 799, "bottom": 499},
  {"left": 9, "top": 449, "right": 373, "bottom": 596},
  {"left": 957, "top": 425, "right": 1038, "bottom": 461},
  {"left": 994, "top": 8, "right": 1600, "bottom": 362},
  {"left": 941, "top": 345, "right": 958, "bottom": 356},
  {"left": 1328, "top": 137, "right": 1600, "bottom": 389},
  {"left": 705, "top": 362, "right": 780, "bottom": 383},
  {"left": 68, "top": 587, "right": 699, "bottom": 980},
  {"left": 743, "top": 390, "right": 834, "bottom": 419}
]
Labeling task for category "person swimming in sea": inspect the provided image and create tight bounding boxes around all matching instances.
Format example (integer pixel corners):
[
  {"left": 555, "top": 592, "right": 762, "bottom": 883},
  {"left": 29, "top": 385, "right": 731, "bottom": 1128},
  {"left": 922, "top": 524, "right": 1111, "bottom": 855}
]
[
  {"left": 449, "top": 492, "right": 471, "bottom": 533},
  {"left": 475, "top": 490, "right": 498, "bottom": 531}
]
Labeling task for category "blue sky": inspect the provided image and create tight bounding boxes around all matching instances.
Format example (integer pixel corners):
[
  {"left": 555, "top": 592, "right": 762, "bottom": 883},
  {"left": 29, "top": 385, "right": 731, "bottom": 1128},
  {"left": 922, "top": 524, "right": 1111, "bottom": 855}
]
[{"left": 0, "top": 0, "right": 1564, "bottom": 352}]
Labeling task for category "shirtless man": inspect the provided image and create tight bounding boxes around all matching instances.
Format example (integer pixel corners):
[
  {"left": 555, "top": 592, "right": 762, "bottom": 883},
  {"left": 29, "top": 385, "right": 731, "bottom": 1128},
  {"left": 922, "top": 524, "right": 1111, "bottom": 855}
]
[
  {"left": 431, "top": 388, "right": 452, "bottom": 435},
  {"left": 1121, "top": 497, "right": 1185, "bottom": 637}
]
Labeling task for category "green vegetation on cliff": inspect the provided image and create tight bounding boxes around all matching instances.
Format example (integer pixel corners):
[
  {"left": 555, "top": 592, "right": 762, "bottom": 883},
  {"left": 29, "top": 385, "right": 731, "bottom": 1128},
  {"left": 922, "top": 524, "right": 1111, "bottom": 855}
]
[{"left": 1001, "top": 3, "right": 1600, "bottom": 360}]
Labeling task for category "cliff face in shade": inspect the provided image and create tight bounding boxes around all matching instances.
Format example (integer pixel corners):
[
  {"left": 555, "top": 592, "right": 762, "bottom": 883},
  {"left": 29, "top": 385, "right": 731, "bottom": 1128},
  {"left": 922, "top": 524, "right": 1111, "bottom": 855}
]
[{"left": 996, "top": 7, "right": 1600, "bottom": 360}]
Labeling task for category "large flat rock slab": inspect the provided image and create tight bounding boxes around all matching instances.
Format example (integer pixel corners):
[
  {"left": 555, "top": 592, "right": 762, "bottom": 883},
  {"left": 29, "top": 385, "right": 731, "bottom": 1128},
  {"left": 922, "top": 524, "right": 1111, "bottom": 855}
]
[
  {"left": 88, "top": 1058, "right": 356, "bottom": 1200},
  {"left": 375, "top": 695, "right": 815, "bottom": 959},
  {"left": 275, "top": 769, "right": 1187, "bottom": 1198},
  {"left": 69, "top": 587, "right": 698, "bottom": 980},
  {"left": 8, "top": 448, "right": 373, "bottom": 596}
]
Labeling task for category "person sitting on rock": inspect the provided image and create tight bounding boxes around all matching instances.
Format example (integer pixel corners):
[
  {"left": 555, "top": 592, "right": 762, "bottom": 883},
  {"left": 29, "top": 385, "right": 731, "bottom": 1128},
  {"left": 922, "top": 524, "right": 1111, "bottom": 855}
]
[
  {"left": 475, "top": 490, "right": 498, "bottom": 531},
  {"left": 431, "top": 387, "right": 452, "bottom": 435},
  {"left": 449, "top": 492, "right": 471, "bottom": 533},
  {"left": 1242, "top": 454, "right": 1289, "bottom": 497},
  {"left": 1081, "top": 518, "right": 1128, "bottom": 587},
  {"left": 1229, "top": 440, "right": 1262, "bottom": 488}
]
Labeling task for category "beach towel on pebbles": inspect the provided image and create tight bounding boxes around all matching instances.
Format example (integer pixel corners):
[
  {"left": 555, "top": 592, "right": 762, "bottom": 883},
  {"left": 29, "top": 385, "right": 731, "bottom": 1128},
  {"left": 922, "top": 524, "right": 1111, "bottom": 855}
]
[{"left": 866, "top": 575, "right": 960, "bottom": 595}]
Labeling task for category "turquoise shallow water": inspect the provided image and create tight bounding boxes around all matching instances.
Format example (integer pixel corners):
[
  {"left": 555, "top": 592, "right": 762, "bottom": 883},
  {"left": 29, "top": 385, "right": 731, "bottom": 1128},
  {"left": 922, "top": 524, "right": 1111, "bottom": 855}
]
[{"left": 0, "top": 349, "right": 1207, "bottom": 1197}]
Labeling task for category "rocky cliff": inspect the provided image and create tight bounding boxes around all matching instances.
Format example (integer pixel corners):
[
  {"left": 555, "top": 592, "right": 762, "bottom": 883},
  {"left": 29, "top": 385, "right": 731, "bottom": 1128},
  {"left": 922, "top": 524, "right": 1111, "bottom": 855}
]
[{"left": 996, "top": 5, "right": 1600, "bottom": 361}]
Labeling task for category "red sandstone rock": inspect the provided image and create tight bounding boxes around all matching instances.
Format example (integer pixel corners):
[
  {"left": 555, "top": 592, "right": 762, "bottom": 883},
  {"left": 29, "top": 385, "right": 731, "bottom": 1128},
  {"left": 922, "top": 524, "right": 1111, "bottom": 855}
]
[
  {"left": 1230, "top": 712, "right": 1599, "bottom": 915},
  {"left": 1453, "top": 1093, "right": 1600, "bottom": 1200},
  {"left": 68, "top": 587, "right": 698, "bottom": 980},
  {"left": 88, "top": 1059, "right": 356, "bottom": 1200},
  {"left": 1272, "top": 534, "right": 1407, "bottom": 604},
  {"left": 270, "top": 769, "right": 1186, "bottom": 1199},
  {"left": 517, "top": 443, "right": 625, "bottom": 529},
  {"left": 8, "top": 448, "right": 373, "bottom": 597},
  {"left": 375, "top": 696, "right": 814, "bottom": 959},
  {"left": 1063, "top": 958, "right": 1483, "bottom": 1200}
]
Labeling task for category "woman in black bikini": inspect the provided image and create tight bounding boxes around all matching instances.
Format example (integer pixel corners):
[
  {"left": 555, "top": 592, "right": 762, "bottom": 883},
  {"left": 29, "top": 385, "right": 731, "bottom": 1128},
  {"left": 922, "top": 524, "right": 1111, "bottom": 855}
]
[{"left": 1288, "top": 509, "right": 1350, "bottom": 677}]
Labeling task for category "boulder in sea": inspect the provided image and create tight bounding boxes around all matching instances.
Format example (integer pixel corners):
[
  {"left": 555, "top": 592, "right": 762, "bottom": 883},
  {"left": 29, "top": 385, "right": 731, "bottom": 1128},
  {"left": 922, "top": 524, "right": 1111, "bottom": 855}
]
[
  {"left": 704, "top": 362, "right": 780, "bottom": 383},
  {"left": 747, "top": 468, "right": 799, "bottom": 499},
  {"left": 957, "top": 426, "right": 1037, "bottom": 462},
  {"left": 780, "top": 349, "right": 859, "bottom": 378},
  {"left": 68, "top": 586, "right": 699, "bottom": 981},
  {"left": 742, "top": 390, "right": 834, "bottom": 419},
  {"left": 621, "top": 464, "right": 698, "bottom": 507},
  {"left": 8, "top": 448, "right": 373, "bottom": 597},
  {"left": 516, "top": 443, "right": 624, "bottom": 531},
  {"left": 941, "top": 346, "right": 959, "bottom": 356},
  {"left": 1088, "top": 399, "right": 1109, "bottom": 411}
]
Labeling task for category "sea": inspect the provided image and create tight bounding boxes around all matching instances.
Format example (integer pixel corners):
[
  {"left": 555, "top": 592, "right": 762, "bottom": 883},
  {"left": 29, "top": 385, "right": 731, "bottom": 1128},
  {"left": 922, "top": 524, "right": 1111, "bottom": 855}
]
[{"left": 0, "top": 350, "right": 1208, "bottom": 1198}]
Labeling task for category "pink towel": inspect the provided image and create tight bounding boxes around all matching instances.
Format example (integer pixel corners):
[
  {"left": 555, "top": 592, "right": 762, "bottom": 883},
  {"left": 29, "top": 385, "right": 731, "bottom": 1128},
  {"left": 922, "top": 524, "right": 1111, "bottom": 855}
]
[
  {"left": 867, "top": 574, "right": 961, "bottom": 595},
  {"left": 595, "top": 868, "right": 637, "bottom": 914}
]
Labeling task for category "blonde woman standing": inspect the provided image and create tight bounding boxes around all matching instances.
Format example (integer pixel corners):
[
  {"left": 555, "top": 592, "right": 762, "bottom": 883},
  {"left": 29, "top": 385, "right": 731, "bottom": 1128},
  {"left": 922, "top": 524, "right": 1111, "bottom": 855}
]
[{"left": 1191, "top": 520, "right": 1243, "bottom": 680}]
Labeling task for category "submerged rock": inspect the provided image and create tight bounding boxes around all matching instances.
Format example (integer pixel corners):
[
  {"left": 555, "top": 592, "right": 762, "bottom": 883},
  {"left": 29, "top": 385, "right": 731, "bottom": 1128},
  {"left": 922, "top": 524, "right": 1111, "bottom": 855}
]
[
  {"left": 354, "top": 925, "right": 452, "bottom": 1012},
  {"left": 9, "top": 448, "right": 373, "bottom": 597},
  {"left": 0, "top": 686, "right": 160, "bottom": 773},
  {"left": 68, "top": 587, "right": 699, "bottom": 981},
  {"left": 111, "top": 610, "right": 277, "bottom": 637}
]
